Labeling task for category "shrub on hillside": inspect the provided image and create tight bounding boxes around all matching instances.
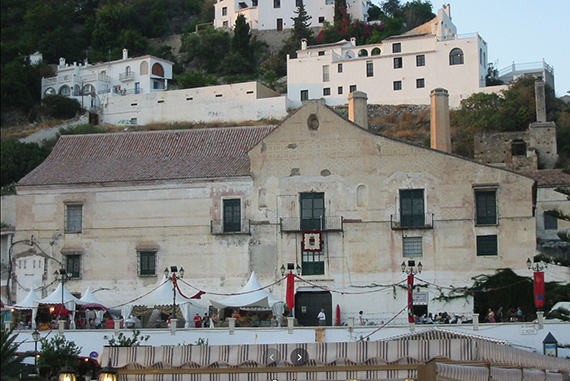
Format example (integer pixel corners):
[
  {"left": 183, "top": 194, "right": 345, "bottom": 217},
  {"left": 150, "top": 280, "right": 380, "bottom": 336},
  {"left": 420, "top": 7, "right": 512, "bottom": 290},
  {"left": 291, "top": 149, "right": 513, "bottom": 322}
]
[{"left": 40, "top": 95, "right": 82, "bottom": 120}]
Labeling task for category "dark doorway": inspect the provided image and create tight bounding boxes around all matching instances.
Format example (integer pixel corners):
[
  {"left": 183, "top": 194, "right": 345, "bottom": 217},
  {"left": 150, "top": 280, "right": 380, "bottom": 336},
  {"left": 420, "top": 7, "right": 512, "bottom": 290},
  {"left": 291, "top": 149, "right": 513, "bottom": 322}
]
[{"left": 295, "top": 291, "right": 332, "bottom": 326}]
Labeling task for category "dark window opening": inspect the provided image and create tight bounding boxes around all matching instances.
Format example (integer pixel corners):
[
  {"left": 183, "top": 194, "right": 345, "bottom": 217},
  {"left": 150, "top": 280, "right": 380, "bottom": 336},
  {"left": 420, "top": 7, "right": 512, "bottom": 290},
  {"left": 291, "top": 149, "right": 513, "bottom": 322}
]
[
  {"left": 223, "top": 199, "right": 241, "bottom": 232},
  {"left": 475, "top": 190, "right": 497, "bottom": 225},
  {"left": 477, "top": 235, "right": 497, "bottom": 256},
  {"left": 400, "top": 189, "right": 424, "bottom": 227},
  {"left": 301, "top": 193, "right": 324, "bottom": 231}
]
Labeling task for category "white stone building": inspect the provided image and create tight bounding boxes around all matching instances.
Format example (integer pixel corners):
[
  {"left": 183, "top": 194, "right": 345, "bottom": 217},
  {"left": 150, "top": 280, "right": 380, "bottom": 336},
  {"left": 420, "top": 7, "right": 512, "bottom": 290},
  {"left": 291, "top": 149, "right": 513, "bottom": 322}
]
[
  {"left": 287, "top": 5, "right": 495, "bottom": 108},
  {"left": 41, "top": 49, "right": 173, "bottom": 125},
  {"left": 11, "top": 91, "right": 540, "bottom": 326},
  {"left": 214, "top": 0, "right": 369, "bottom": 31}
]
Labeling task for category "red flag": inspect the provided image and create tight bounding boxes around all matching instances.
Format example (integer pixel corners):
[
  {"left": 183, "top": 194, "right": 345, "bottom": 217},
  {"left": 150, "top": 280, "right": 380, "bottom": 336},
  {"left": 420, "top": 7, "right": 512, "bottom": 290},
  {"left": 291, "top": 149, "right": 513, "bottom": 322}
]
[
  {"left": 407, "top": 274, "right": 415, "bottom": 323},
  {"left": 286, "top": 273, "right": 295, "bottom": 311},
  {"left": 534, "top": 271, "right": 545, "bottom": 309}
]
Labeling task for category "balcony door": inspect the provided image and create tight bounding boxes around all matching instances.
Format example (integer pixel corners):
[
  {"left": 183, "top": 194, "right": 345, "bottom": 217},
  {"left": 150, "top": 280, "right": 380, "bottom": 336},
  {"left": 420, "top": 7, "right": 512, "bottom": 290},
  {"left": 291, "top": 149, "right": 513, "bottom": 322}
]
[{"left": 300, "top": 193, "right": 324, "bottom": 231}]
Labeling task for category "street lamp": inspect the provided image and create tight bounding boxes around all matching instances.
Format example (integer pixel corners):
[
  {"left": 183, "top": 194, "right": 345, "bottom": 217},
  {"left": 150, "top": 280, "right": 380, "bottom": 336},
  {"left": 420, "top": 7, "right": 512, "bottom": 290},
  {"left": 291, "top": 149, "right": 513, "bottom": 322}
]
[
  {"left": 280, "top": 263, "right": 302, "bottom": 276},
  {"left": 527, "top": 257, "right": 546, "bottom": 272},
  {"left": 58, "top": 365, "right": 77, "bottom": 381},
  {"left": 98, "top": 358, "right": 118, "bottom": 381},
  {"left": 401, "top": 260, "right": 423, "bottom": 325},
  {"left": 31, "top": 329, "right": 40, "bottom": 373},
  {"left": 164, "top": 266, "right": 184, "bottom": 320},
  {"left": 54, "top": 268, "right": 71, "bottom": 321}
]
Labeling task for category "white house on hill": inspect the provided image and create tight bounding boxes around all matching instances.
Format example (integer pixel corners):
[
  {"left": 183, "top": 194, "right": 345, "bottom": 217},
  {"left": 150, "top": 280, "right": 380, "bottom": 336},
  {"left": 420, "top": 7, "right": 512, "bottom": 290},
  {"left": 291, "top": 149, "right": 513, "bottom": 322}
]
[
  {"left": 287, "top": 5, "right": 495, "bottom": 108},
  {"left": 40, "top": 49, "right": 173, "bottom": 125},
  {"left": 214, "top": 0, "right": 369, "bottom": 31}
]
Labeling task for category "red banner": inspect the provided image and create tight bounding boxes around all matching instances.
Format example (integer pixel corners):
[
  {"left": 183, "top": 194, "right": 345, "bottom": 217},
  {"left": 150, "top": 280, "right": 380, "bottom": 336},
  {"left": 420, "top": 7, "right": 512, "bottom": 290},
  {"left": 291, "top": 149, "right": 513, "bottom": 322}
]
[
  {"left": 534, "top": 271, "right": 545, "bottom": 309},
  {"left": 286, "top": 273, "right": 295, "bottom": 311},
  {"left": 407, "top": 274, "right": 415, "bottom": 323}
]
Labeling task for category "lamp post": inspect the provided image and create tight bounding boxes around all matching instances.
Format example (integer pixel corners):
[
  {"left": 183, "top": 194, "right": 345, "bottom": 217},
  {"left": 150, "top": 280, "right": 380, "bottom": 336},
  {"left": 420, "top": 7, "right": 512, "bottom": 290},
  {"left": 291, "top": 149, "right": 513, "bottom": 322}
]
[
  {"left": 54, "top": 268, "right": 71, "bottom": 321},
  {"left": 164, "top": 266, "right": 184, "bottom": 320},
  {"left": 280, "top": 263, "right": 301, "bottom": 318},
  {"left": 31, "top": 329, "right": 40, "bottom": 373},
  {"left": 58, "top": 365, "right": 77, "bottom": 381},
  {"left": 401, "top": 260, "right": 423, "bottom": 325},
  {"left": 527, "top": 257, "right": 547, "bottom": 314}
]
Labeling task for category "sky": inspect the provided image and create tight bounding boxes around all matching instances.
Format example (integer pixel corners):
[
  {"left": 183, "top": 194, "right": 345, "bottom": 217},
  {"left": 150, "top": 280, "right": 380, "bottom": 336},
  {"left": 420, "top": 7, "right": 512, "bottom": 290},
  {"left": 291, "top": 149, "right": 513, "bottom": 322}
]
[{"left": 375, "top": 0, "right": 570, "bottom": 97}]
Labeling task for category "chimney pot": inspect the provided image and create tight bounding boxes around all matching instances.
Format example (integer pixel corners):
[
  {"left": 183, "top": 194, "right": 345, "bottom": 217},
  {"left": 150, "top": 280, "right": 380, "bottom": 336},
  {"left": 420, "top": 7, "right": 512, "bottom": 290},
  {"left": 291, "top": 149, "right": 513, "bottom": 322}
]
[
  {"left": 348, "top": 91, "right": 368, "bottom": 128},
  {"left": 430, "top": 88, "right": 451, "bottom": 152}
]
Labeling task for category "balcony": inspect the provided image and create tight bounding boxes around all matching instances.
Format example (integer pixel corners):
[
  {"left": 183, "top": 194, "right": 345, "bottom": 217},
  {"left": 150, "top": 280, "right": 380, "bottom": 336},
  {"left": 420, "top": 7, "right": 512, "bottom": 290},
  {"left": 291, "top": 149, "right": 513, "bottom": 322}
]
[
  {"left": 280, "top": 216, "right": 344, "bottom": 232},
  {"left": 119, "top": 72, "right": 136, "bottom": 81},
  {"left": 390, "top": 213, "right": 433, "bottom": 230},
  {"left": 210, "top": 219, "right": 251, "bottom": 235}
]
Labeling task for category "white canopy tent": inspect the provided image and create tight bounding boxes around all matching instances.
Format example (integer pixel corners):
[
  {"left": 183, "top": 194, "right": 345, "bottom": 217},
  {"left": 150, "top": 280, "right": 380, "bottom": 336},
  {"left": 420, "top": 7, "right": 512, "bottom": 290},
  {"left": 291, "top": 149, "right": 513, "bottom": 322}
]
[
  {"left": 121, "top": 277, "right": 207, "bottom": 328},
  {"left": 210, "top": 272, "right": 285, "bottom": 317},
  {"left": 80, "top": 286, "right": 108, "bottom": 326},
  {"left": 11, "top": 288, "right": 41, "bottom": 329},
  {"left": 35, "top": 283, "right": 87, "bottom": 329}
]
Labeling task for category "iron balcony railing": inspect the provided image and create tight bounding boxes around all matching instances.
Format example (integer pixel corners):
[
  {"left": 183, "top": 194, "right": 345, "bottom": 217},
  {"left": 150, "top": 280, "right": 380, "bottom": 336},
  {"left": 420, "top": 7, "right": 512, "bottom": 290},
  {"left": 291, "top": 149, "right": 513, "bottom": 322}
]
[
  {"left": 210, "top": 219, "right": 251, "bottom": 235},
  {"left": 280, "top": 216, "right": 343, "bottom": 232},
  {"left": 390, "top": 213, "right": 434, "bottom": 230}
]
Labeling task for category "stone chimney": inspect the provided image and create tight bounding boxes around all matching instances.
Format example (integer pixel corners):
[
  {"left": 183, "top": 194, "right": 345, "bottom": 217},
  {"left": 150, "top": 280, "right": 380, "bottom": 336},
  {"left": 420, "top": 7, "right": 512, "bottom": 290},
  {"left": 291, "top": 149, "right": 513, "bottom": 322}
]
[
  {"left": 430, "top": 88, "right": 451, "bottom": 152},
  {"left": 348, "top": 91, "right": 368, "bottom": 128},
  {"left": 535, "top": 80, "right": 547, "bottom": 123},
  {"left": 122, "top": 48, "right": 128, "bottom": 60}
]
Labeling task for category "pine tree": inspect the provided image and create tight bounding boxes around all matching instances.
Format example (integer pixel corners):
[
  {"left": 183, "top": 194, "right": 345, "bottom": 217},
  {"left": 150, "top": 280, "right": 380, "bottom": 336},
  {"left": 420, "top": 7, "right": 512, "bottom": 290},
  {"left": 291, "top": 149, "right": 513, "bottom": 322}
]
[{"left": 291, "top": 0, "right": 313, "bottom": 44}]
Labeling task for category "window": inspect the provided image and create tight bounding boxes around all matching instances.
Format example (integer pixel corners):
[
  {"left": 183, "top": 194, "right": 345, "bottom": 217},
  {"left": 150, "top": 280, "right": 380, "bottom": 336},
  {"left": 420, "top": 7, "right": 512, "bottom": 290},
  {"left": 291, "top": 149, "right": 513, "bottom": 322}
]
[
  {"left": 318, "top": 51, "right": 325, "bottom": 56},
  {"left": 392, "top": 43, "right": 401, "bottom": 53},
  {"left": 450, "top": 48, "right": 464, "bottom": 65},
  {"left": 394, "top": 57, "right": 403, "bottom": 69},
  {"left": 65, "top": 255, "right": 81, "bottom": 278},
  {"left": 302, "top": 249, "right": 325, "bottom": 275},
  {"left": 223, "top": 21, "right": 229, "bottom": 27},
  {"left": 403, "top": 237, "right": 422, "bottom": 257},
  {"left": 139, "top": 251, "right": 156, "bottom": 276},
  {"left": 544, "top": 213, "right": 558, "bottom": 230},
  {"left": 301, "top": 90, "right": 309, "bottom": 101},
  {"left": 366, "top": 61, "right": 373, "bottom": 77},
  {"left": 322, "top": 65, "right": 329, "bottom": 82},
  {"left": 416, "top": 55, "right": 425, "bottom": 66},
  {"left": 349, "top": 85, "right": 357, "bottom": 93},
  {"left": 65, "top": 204, "right": 83, "bottom": 233},
  {"left": 277, "top": 18, "right": 283, "bottom": 31},
  {"left": 318, "top": 16, "right": 325, "bottom": 23},
  {"left": 223, "top": 199, "right": 241, "bottom": 232},
  {"left": 222, "top": 6, "right": 227, "bottom": 15},
  {"left": 371, "top": 47, "right": 381, "bottom": 56},
  {"left": 511, "top": 139, "right": 526, "bottom": 156},
  {"left": 300, "top": 193, "right": 324, "bottom": 231},
  {"left": 338, "top": 63, "right": 343, "bottom": 73},
  {"left": 475, "top": 190, "right": 497, "bottom": 225},
  {"left": 338, "top": 86, "right": 343, "bottom": 95},
  {"left": 416, "top": 78, "right": 425, "bottom": 88},
  {"left": 477, "top": 235, "right": 498, "bottom": 256},
  {"left": 274, "top": 0, "right": 280, "bottom": 8},
  {"left": 400, "top": 189, "right": 424, "bottom": 227},
  {"left": 296, "top": 0, "right": 302, "bottom": 6},
  {"left": 358, "top": 49, "right": 368, "bottom": 57},
  {"left": 393, "top": 80, "right": 402, "bottom": 91},
  {"left": 323, "top": 87, "right": 331, "bottom": 96}
]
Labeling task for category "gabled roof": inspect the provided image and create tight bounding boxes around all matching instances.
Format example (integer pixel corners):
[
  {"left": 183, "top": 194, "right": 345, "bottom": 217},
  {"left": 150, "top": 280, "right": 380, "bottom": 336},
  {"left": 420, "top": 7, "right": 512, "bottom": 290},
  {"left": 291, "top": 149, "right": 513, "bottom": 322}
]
[
  {"left": 18, "top": 126, "right": 275, "bottom": 186},
  {"left": 385, "top": 327, "right": 511, "bottom": 345},
  {"left": 521, "top": 169, "right": 570, "bottom": 188}
]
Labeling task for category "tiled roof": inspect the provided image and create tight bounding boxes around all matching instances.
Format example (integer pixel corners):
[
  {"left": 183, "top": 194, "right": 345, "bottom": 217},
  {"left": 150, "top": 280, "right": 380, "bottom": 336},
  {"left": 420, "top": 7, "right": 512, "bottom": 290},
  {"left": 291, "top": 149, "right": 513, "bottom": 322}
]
[
  {"left": 18, "top": 126, "right": 275, "bottom": 186},
  {"left": 521, "top": 169, "right": 570, "bottom": 188},
  {"left": 385, "top": 327, "right": 511, "bottom": 345}
]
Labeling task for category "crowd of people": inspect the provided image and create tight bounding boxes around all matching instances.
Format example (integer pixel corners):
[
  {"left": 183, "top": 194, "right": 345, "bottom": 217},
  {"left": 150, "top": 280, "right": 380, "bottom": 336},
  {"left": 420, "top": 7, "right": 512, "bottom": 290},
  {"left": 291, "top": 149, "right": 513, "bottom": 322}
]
[{"left": 485, "top": 306, "right": 524, "bottom": 323}]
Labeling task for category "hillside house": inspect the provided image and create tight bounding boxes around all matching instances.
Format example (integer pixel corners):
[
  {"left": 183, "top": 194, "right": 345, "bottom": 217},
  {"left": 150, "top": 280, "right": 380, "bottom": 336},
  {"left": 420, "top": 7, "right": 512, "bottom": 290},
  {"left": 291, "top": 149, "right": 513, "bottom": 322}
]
[
  {"left": 41, "top": 49, "right": 173, "bottom": 125},
  {"left": 10, "top": 89, "right": 540, "bottom": 325},
  {"left": 287, "top": 5, "right": 494, "bottom": 108},
  {"left": 214, "top": 0, "right": 369, "bottom": 31}
]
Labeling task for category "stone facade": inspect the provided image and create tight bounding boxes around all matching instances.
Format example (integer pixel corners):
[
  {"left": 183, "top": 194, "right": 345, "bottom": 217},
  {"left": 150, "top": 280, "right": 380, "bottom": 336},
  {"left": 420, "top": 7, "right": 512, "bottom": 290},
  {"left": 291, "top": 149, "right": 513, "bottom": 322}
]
[{"left": 11, "top": 100, "right": 537, "bottom": 324}]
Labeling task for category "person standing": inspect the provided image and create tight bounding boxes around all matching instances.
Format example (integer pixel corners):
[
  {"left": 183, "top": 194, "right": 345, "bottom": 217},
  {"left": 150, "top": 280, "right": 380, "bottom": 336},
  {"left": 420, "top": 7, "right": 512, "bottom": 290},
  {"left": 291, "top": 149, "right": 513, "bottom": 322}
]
[
  {"left": 193, "top": 313, "right": 202, "bottom": 328},
  {"left": 496, "top": 306, "right": 504, "bottom": 322},
  {"left": 358, "top": 311, "right": 365, "bottom": 326},
  {"left": 317, "top": 309, "right": 326, "bottom": 326}
]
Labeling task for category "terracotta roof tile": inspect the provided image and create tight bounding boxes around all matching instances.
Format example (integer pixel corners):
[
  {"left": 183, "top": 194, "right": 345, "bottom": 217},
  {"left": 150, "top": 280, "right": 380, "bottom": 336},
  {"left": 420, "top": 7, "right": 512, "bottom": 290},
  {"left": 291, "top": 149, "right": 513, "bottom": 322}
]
[
  {"left": 18, "top": 126, "right": 275, "bottom": 186},
  {"left": 520, "top": 169, "right": 570, "bottom": 188}
]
